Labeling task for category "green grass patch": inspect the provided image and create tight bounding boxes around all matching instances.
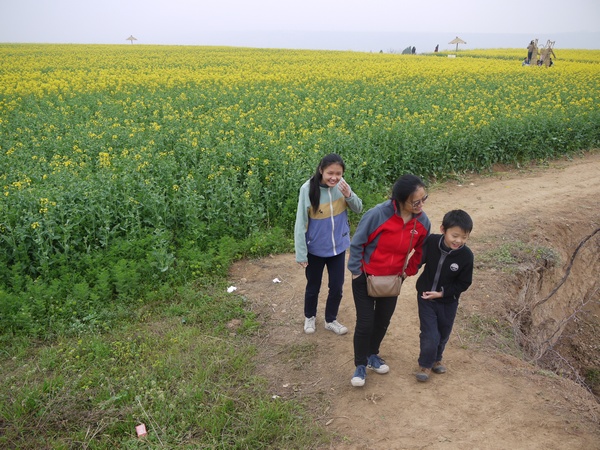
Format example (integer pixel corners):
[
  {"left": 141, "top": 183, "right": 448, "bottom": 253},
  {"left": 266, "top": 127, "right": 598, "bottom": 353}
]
[
  {"left": 457, "top": 311, "right": 522, "bottom": 357},
  {"left": 476, "top": 241, "right": 560, "bottom": 272},
  {"left": 0, "top": 287, "right": 328, "bottom": 449}
]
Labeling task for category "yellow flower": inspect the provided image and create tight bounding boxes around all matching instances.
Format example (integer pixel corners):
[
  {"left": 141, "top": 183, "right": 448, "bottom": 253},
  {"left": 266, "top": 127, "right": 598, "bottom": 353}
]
[{"left": 98, "top": 152, "right": 111, "bottom": 168}]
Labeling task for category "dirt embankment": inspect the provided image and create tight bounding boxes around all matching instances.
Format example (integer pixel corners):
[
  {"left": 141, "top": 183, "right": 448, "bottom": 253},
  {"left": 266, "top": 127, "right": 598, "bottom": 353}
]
[{"left": 229, "top": 151, "right": 600, "bottom": 449}]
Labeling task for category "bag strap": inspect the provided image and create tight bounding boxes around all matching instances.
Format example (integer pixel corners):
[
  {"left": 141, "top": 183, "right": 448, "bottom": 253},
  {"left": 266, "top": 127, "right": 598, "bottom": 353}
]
[{"left": 401, "top": 218, "right": 418, "bottom": 274}]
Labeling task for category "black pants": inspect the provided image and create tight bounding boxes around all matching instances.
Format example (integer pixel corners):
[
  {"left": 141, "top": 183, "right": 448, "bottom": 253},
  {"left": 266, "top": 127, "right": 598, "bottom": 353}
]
[
  {"left": 352, "top": 273, "right": 398, "bottom": 367},
  {"left": 304, "top": 251, "right": 346, "bottom": 323},
  {"left": 417, "top": 297, "right": 458, "bottom": 368}
]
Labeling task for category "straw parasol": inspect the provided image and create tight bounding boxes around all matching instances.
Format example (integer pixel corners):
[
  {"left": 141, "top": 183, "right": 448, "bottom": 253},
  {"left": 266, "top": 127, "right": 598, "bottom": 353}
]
[
  {"left": 126, "top": 35, "right": 138, "bottom": 44},
  {"left": 448, "top": 36, "right": 466, "bottom": 52}
]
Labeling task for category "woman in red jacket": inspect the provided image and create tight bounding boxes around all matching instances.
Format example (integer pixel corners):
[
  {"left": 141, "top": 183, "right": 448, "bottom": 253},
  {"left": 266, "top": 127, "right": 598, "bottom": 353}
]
[{"left": 347, "top": 174, "right": 430, "bottom": 387}]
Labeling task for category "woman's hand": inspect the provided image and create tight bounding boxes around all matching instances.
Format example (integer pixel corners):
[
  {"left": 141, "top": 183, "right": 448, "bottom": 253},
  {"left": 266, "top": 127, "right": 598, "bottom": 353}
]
[{"left": 298, "top": 261, "right": 308, "bottom": 268}]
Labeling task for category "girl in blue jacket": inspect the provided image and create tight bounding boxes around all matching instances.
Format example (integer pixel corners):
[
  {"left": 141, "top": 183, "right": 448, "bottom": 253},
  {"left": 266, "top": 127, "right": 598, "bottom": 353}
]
[{"left": 294, "top": 154, "right": 363, "bottom": 335}]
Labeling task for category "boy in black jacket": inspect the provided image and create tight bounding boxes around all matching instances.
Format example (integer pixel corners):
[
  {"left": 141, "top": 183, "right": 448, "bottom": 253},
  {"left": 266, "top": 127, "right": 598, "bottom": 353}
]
[{"left": 415, "top": 210, "right": 474, "bottom": 382}]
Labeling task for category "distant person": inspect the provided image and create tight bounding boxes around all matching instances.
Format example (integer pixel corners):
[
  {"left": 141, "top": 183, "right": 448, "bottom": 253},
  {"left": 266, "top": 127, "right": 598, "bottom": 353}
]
[
  {"left": 540, "top": 46, "right": 557, "bottom": 67},
  {"left": 434, "top": 44, "right": 439, "bottom": 53},
  {"left": 414, "top": 210, "right": 474, "bottom": 382},
  {"left": 294, "top": 153, "right": 363, "bottom": 336},
  {"left": 412, "top": 46, "right": 416, "bottom": 55},
  {"left": 348, "top": 174, "right": 431, "bottom": 387},
  {"left": 527, "top": 40, "right": 535, "bottom": 64},
  {"left": 522, "top": 57, "right": 529, "bottom": 66}
]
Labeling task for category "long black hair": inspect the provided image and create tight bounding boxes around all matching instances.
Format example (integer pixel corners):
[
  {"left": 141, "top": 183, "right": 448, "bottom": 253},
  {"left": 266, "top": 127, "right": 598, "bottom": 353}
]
[
  {"left": 391, "top": 174, "right": 426, "bottom": 210},
  {"left": 308, "top": 153, "right": 345, "bottom": 214}
]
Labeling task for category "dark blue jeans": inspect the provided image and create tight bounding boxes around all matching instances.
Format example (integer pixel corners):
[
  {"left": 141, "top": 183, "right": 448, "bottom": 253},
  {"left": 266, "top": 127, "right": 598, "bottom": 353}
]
[
  {"left": 352, "top": 273, "right": 398, "bottom": 367},
  {"left": 304, "top": 251, "right": 346, "bottom": 323},
  {"left": 417, "top": 297, "right": 458, "bottom": 368}
]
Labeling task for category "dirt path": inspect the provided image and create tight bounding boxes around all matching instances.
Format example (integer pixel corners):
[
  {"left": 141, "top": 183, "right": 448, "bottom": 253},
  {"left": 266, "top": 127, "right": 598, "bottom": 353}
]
[{"left": 229, "top": 151, "right": 600, "bottom": 449}]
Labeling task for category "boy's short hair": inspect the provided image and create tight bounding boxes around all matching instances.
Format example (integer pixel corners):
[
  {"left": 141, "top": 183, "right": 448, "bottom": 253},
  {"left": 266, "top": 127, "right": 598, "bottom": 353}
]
[{"left": 442, "top": 209, "right": 473, "bottom": 233}]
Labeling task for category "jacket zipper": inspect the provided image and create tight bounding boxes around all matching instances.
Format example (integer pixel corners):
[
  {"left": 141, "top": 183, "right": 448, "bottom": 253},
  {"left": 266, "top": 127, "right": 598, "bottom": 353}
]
[{"left": 328, "top": 188, "right": 337, "bottom": 255}]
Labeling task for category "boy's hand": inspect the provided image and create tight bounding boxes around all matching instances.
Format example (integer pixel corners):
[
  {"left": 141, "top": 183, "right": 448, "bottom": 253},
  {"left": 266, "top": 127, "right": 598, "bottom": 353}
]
[{"left": 421, "top": 291, "right": 442, "bottom": 300}]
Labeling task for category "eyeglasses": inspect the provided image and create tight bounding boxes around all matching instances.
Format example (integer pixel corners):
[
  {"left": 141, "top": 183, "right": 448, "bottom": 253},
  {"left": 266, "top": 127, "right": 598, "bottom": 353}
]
[{"left": 409, "top": 194, "right": 428, "bottom": 208}]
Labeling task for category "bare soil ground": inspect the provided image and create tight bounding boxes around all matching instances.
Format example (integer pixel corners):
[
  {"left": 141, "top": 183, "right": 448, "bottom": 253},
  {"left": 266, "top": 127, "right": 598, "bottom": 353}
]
[{"left": 229, "top": 151, "right": 600, "bottom": 450}]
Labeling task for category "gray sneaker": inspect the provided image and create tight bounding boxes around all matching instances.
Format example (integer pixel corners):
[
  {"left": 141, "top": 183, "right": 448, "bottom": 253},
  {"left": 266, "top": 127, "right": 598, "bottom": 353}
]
[
  {"left": 324, "top": 320, "right": 348, "bottom": 335},
  {"left": 432, "top": 361, "right": 446, "bottom": 374},
  {"left": 416, "top": 367, "right": 431, "bottom": 382},
  {"left": 304, "top": 316, "right": 316, "bottom": 334}
]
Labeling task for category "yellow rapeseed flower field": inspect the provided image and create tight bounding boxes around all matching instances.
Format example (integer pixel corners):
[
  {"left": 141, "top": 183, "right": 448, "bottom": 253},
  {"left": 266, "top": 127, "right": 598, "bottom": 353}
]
[
  {"left": 0, "top": 43, "right": 598, "bottom": 286},
  {"left": 0, "top": 44, "right": 598, "bottom": 449}
]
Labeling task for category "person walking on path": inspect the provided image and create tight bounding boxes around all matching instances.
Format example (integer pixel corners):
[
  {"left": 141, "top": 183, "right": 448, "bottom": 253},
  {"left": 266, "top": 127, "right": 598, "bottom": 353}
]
[
  {"left": 348, "top": 174, "right": 430, "bottom": 387},
  {"left": 294, "top": 153, "right": 363, "bottom": 336},
  {"left": 414, "top": 209, "right": 474, "bottom": 382}
]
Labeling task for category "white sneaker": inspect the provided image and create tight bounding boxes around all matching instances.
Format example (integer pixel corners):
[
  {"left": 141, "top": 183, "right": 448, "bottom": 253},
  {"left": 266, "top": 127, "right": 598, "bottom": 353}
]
[
  {"left": 324, "top": 320, "right": 348, "bottom": 335},
  {"left": 351, "top": 365, "right": 366, "bottom": 387},
  {"left": 367, "top": 354, "right": 390, "bottom": 374},
  {"left": 304, "top": 316, "right": 316, "bottom": 334}
]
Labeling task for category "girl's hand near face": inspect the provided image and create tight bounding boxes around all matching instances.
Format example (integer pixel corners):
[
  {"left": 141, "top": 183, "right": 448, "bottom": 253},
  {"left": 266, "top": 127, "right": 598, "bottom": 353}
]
[{"left": 337, "top": 178, "right": 351, "bottom": 198}]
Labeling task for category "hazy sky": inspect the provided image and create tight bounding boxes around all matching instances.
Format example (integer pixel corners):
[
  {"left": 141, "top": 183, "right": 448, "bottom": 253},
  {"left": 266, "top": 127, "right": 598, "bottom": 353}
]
[{"left": 1, "top": 0, "right": 599, "bottom": 51}]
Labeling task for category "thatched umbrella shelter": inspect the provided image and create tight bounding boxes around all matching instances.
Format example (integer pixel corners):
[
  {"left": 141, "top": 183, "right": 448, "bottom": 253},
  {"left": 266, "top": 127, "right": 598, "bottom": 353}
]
[
  {"left": 448, "top": 36, "right": 466, "bottom": 52},
  {"left": 126, "top": 35, "right": 138, "bottom": 44}
]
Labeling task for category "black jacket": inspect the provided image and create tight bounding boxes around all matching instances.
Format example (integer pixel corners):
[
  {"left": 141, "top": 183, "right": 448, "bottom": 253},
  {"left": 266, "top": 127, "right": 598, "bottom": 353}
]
[{"left": 416, "top": 234, "right": 473, "bottom": 304}]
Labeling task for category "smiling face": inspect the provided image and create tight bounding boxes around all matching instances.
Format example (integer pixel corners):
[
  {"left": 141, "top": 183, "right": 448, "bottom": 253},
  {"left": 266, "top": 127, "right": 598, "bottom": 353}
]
[
  {"left": 441, "top": 225, "right": 470, "bottom": 250},
  {"left": 400, "top": 186, "right": 428, "bottom": 215},
  {"left": 320, "top": 163, "right": 344, "bottom": 187}
]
